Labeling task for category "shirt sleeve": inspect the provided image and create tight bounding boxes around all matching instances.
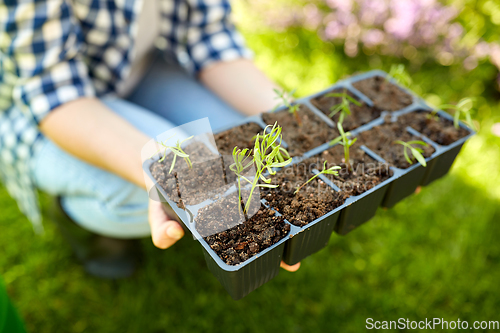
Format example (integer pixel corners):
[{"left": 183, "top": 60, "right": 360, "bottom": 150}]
[
  {"left": 0, "top": 0, "right": 95, "bottom": 125},
  {"left": 184, "top": 0, "right": 253, "bottom": 73}
]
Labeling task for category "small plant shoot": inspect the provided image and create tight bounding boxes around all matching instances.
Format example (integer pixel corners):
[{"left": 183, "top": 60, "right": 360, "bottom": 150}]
[
  {"left": 386, "top": 64, "right": 412, "bottom": 87},
  {"left": 273, "top": 88, "right": 302, "bottom": 126},
  {"left": 229, "top": 147, "right": 253, "bottom": 214},
  {"left": 430, "top": 97, "right": 476, "bottom": 130},
  {"left": 294, "top": 161, "right": 341, "bottom": 194},
  {"left": 252, "top": 132, "right": 290, "bottom": 160},
  {"left": 230, "top": 122, "right": 292, "bottom": 214},
  {"left": 394, "top": 140, "right": 428, "bottom": 167},
  {"left": 329, "top": 122, "right": 357, "bottom": 171},
  {"left": 326, "top": 90, "right": 362, "bottom": 123},
  {"left": 154, "top": 135, "right": 194, "bottom": 174}
]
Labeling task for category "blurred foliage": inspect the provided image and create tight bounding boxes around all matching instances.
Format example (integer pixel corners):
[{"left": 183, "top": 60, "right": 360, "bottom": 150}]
[
  {"left": 235, "top": 0, "right": 500, "bottom": 75},
  {"left": 234, "top": 0, "right": 500, "bottom": 126},
  {"left": 1, "top": 0, "right": 500, "bottom": 332}
]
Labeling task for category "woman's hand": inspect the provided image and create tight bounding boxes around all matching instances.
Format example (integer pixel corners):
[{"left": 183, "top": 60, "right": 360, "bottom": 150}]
[
  {"left": 281, "top": 261, "right": 301, "bottom": 272},
  {"left": 148, "top": 200, "right": 185, "bottom": 249}
]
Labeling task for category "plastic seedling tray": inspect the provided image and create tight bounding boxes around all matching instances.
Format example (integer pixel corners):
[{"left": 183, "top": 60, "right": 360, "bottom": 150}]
[
  {"left": 144, "top": 121, "right": 297, "bottom": 300},
  {"left": 396, "top": 106, "right": 476, "bottom": 187},
  {"left": 282, "top": 207, "right": 340, "bottom": 265},
  {"left": 313, "top": 71, "right": 474, "bottom": 208},
  {"left": 143, "top": 69, "right": 475, "bottom": 300},
  {"left": 367, "top": 123, "right": 441, "bottom": 209},
  {"left": 194, "top": 204, "right": 291, "bottom": 301},
  {"left": 260, "top": 153, "right": 343, "bottom": 266},
  {"left": 145, "top": 155, "right": 293, "bottom": 300},
  {"left": 317, "top": 145, "right": 396, "bottom": 236}
]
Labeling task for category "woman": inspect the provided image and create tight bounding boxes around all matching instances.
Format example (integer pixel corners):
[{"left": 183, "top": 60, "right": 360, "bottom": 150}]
[{"left": 0, "top": 0, "right": 299, "bottom": 278}]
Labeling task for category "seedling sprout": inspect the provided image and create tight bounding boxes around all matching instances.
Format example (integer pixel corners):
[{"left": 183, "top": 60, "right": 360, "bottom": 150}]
[
  {"left": 230, "top": 122, "right": 292, "bottom": 214},
  {"left": 229, "top": 147, "right": 253, "bottom": 214},
  {"left": 154, "top": 135, "right": 194, "bottom": 174},
  {"left": 329, "top": 122, "right": 357, "bottom": 171},
  {"left": 294, "top": 161, "right": 341, "bottom": 194},
  {"left": 273, "top": 88, "right": 302, "bottom": 126},
  {"left": 394, "top": 140, "right": 428, "bottom": 167},
  {"left": 429, "top": 97, "right": 476, "bottom": 130},
  {"left": 386, "top": 64, "right": 412, "bottom": 87},
  {"left": 326, "top": 90, "right": 362, "bottom": 123}
]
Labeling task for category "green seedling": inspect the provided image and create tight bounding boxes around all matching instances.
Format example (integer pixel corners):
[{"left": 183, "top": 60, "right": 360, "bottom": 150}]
[
  {"left": 329, "top": 122, "right": 357, "bottom": 171},
  {"left": 326, "top": 90, "right": 362, "bottom": 124},
  {"left": 252, "top": 132, "right": 290, "bottom": 160},
  {"left": 386, "top": 64, "right": 412, "bottom": 87},
  {"left": 429, "top": 97, "right": 476, "bottom": 130},
  {"left": 230, "top": 122, "right": 292, "bottom": 214},
  {"left": 394, "top": 140, "right": 428, "bottom": 167},
  {"left": 154, "top": 135, "right": 194, "bottom": 174},
  {"left": 294, "top": 161, "right": 341, "bottom": 194},
  {"left": 273, "top": 88, "right": 302, "bottom": 126},
  {"left": 229, "top": 147, "right": 253, "bottom": 214}
]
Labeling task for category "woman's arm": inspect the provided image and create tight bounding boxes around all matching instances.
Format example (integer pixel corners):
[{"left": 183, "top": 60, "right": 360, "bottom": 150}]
[
  {"left": 199, "top": 59, "right": 281, "bottom": 115},
  {"left": 39, "top": 97, "right": 185, "bottom": 248},
  {"left": 39, "top": 97, "right": 149, "bottom": 189}
]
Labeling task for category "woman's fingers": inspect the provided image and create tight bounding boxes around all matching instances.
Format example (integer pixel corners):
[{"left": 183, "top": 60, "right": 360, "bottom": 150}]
[
  {"left": 280, "top": 261, "right": 301, "bottom": 272},
  {"left": 149, "top": 200, "right": 184, "bottom": 249}
]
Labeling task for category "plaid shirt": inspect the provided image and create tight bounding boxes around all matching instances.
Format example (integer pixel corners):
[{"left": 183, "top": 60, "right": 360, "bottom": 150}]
[{"left": 0, "top": 0, "right": 252, "bottom": 231}]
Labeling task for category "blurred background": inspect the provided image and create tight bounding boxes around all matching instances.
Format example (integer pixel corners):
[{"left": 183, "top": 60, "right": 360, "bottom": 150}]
[{"left": 1, "top": 0, "right": 499, "bottom": 332}]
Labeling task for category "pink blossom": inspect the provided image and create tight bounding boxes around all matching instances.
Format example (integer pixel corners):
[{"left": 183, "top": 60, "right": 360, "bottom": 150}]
[
  {"left": 303, "top": 4, "right": 322, "bottom": 29},
  {"left": 325, "top": 21, "right": 344, "bottom": 39},
  {"left": 490, "top": 44, "right": 500, "bottom": 70},
  {"left": 463, "top": 56, "right": 478, "bottom": 71},
  {"left": 474, "top": 42, "right": 490, "bottom": 59},
  {"left": 419, "top": 25, "right": 438, "bottom": 45},
  {"left": 447, "top": 23, "right": 463, "bottom": 40},
  {"left": 362, "top": 29, "right": 385, "bottom": 47},
  {"left": 246, "top": 0, "right": 500, "bottom": 73},
  {"left": 326, "top": 0, "right": 353, "bottom": 12}
]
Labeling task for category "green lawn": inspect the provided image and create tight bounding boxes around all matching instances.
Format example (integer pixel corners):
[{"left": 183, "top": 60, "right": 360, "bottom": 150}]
[{"left": 2, "top": 21, "right": 500, "bottom": 333}]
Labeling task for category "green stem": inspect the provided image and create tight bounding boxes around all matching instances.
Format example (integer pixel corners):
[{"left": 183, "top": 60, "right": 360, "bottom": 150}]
[
  {"left": 344, "top": 145, "right": 351, "bottom": 172},
  {"left": 237, "top": 176, "right": 242, "bottom": 214},
  {"left": 295, "top": 173, "right": 320, "bottom": 194},
  {"left": 244, "top": 172, "right": 260, "bottom": 214}
]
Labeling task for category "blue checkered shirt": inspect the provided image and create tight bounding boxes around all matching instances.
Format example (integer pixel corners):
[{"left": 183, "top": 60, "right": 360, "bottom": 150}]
[{"left": 0, "top": 0, "right": 252, "bottom": 231}]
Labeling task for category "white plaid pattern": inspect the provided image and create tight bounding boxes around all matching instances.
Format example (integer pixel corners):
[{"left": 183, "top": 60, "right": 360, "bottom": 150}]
[{"left": 0, "top": 0, "right": 252, "bottom": 230}]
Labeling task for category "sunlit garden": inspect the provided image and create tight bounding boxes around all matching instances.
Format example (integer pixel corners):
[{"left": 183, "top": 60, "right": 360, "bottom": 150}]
[{"left": 1, "top": 0, "right": 500, "bottom": 331}]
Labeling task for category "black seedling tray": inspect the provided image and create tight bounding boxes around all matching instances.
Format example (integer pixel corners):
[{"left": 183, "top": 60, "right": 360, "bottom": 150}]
[
  {"left": 143, "top": 69, "right": 475, "bottom": 300},
  {"left": 144, "top": 157, "right": 293, "bottom": 300}
]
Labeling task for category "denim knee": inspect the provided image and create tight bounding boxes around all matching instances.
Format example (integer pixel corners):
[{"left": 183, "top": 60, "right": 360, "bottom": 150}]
[{"left": 61, "top": 181, "right": 151, "bottom": 239}]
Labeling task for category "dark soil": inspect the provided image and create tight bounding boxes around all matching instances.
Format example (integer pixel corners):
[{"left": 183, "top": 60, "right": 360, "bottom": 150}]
[
  {"left": 196, "top": 194, "right": 290, "bottom": 265},
  {"left": 310, "top": 88, "right": 382, "bottom": 131},
  {"left": 357, "top": 119, "right": 436, "bottom": 169},
  {"left": 214, "top": 122, "right": 263, "bottom": 156},
  {"left": 397, "top": 110, "right": 470, "bottom": 146},
  {"left": 317, "top": 142, "right": 394, "bottom": 195},
  {"left": 262, "top": 105, "right": 338, "bottom": 156},
  {"left": 150, "top": 142, "right": 231, "bottom": 208},
  {"left": 352, "top": 76, "right": 413, "bottom": 111},
  {"left": 260, "top": 158, "right": 348, "bottom": 227},
  {"left": 261, "top": 142, "right": 392, "bottom": 227}
]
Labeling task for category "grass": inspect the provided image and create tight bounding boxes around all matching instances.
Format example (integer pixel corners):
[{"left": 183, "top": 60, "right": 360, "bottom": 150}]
[{"left": 2, "top": 12, "right": 500, "bottom": 333}]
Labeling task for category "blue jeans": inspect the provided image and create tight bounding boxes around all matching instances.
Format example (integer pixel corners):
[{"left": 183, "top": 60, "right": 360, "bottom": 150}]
[{"left": 31, "top": 54, "right": 245, "bottom": 238}]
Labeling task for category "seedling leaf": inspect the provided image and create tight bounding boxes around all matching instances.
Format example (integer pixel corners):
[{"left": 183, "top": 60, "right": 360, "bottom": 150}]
[{"left": 394, "top": 140, "right": 428, "bottom": 167}]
